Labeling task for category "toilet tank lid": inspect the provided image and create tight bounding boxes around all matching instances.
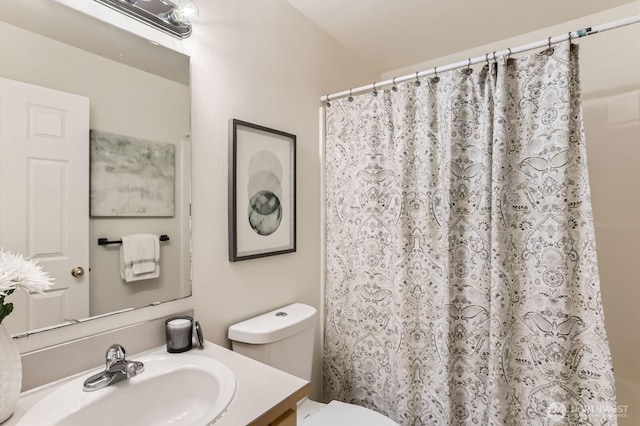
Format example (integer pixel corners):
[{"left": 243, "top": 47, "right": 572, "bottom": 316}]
[{"left": 228, "top": 303, "right": 317, "bottom": 344}]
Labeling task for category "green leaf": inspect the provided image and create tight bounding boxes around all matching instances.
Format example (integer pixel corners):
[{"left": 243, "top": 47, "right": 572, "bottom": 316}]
[{"left": 0, "top": 301, "right": 14, "bottom": 324}]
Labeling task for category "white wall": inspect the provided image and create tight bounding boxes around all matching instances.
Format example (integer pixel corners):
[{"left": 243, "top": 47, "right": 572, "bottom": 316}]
[{"left": 381, "top": 2, "right": 640, "bottom": 424}]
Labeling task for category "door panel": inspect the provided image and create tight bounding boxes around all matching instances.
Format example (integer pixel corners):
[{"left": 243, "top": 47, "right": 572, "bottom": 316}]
[{"left": 0, "top": 77, "right": 90, "bottom": 335}]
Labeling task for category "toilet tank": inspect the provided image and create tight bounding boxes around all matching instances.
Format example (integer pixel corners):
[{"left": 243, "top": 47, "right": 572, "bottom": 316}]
[{"left": 228, "top": 303, "right": 317, "bottom": 381}]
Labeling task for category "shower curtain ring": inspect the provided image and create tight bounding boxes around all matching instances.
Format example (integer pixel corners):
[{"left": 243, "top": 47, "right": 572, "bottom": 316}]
[
  {"left": 414, "top": 71, "right": 421, "bottom": 86},
  {"left": 544, "top": 36, "right": 554, "bottom": 55},
  {"left": 507, "top": 48, "right": 512, "bottom": 61},
  {"left": 325, "top": 94, "right": 331, "bottom": 108},
  {"left": 568, "top": 31, "right": 573, "bottom": 42},
  {"left": 348, "top": 89, "right": 354, "bottom": 102},
  {"left": 432, "top": 67, "right": 440, "bottom": 83},
  {"left": 392, "top": 77, "right": 398, "bottom": 92},
  {"left": 464, "top": 58, "right": 472, "bottom": 75},
  {"left": 493, "top": 51, "right": 497, "bottom": 61},
  {"left": 372, "top": 82, "right": 378, "bottom": 96}
]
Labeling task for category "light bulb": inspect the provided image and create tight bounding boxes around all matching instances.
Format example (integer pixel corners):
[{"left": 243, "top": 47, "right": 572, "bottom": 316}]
[{"left": 167, "top": 0, "right": 199, "bottom": 25}]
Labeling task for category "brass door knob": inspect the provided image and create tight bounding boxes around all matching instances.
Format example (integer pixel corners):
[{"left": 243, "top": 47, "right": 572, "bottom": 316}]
[{"left": 71, "top": 266, "right": 85, "bottom": 278}]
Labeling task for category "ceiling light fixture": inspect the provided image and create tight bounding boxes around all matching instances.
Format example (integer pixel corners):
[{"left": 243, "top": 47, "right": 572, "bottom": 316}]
[{"left": 94, "top": 0, "right": 199, "bottom": 39}]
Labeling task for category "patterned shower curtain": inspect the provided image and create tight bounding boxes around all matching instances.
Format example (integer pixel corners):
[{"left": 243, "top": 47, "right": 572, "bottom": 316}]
[{"left": 323, "top": 42, "right": 617, "bottom": 425}]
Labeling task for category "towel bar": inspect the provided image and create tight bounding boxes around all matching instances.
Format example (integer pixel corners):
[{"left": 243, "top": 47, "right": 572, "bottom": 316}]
[{"left": 98, "top": 234, "right": 170, "bottom": 246}]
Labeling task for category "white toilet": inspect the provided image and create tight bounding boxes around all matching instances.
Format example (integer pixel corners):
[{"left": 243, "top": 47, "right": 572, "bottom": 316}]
[{"left": 228, "top": 303, "right": 398, "bottom": 426}]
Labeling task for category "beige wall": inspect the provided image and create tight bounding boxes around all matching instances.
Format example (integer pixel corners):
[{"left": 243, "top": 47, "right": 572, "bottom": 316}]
[
  {"left": 182, "top": 0, "right": 377, "bottom": 400},
  {"left": 7, "top": 1, "right": 376, "bottom": 403},
  {"left": 584, "top": 89, "right": 640, "bottom": 424},
  {"left": 382, "top": 2, "right": 640, "bottom": 423},
  {"left": 14, "top": 0, "right": 636, "bottom": 417},
  {"left": 0, "top": 22, "right": 190, "bottom": 321}
]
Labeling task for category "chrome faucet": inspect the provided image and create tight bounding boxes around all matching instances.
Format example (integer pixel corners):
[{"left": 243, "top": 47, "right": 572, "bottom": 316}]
[{"left": 83, "top": 344, "right": 145, "bottom": 392}]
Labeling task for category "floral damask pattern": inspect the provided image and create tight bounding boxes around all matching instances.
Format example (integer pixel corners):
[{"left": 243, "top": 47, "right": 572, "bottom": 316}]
[{"left": 324, "top": 42, "right": 616, "bottom": 425}]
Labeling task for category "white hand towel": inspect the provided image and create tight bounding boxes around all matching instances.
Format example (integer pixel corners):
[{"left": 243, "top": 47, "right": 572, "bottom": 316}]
[{"left": 120, "top": 233, "right": 160, "bottom": 282}]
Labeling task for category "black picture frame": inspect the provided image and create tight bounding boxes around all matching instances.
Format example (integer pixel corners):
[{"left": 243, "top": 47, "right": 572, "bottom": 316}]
[{"left": 228, "top": 119, "right": 297, "bottom": 262}]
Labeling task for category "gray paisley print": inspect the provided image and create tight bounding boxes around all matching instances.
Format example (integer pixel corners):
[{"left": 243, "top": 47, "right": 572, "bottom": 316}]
[{"left": 324, "top": 42, "right": 616, "bottom": 425}]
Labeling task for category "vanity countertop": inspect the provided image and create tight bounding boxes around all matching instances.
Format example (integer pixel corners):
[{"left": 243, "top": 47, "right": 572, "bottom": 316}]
[{"left": 7, "top": 341, "right": 310, "bottom": 425}]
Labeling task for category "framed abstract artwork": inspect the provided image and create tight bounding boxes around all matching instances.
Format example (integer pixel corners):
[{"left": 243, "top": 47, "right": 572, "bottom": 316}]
[
  {"left": 228, "top": 119, "right": 296, "bottom": 261},
  {"left": 90, "top": 130, "right": 175, "bottom": 217}
]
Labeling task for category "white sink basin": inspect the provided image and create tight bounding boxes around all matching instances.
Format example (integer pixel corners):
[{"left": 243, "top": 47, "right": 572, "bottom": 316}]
[{"left": 17, "top": 354, "right": 236, "bottom": 426}]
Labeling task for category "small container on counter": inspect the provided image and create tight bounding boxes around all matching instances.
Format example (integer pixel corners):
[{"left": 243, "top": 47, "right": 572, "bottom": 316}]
[{"left": 165, "top": 316, "right": 193, "bottom": 353}]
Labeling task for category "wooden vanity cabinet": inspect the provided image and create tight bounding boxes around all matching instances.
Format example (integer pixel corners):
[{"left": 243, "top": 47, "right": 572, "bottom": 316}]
[{"left": 248, "top": 383, "right": 310, "bottom": 426}]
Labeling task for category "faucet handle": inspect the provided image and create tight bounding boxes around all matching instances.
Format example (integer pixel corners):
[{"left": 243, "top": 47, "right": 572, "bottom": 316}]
[{"left": 105, "top": 344, "right": 126, "bottom": 369}]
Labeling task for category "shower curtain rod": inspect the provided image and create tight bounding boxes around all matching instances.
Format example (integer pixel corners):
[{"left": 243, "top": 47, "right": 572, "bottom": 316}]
[{"left": 320, "top": 14, "right": 640, "bottom": 103}]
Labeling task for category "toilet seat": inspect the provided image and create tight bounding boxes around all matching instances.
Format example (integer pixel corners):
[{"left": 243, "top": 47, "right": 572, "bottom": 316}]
[{"left": 300, "top": 400, "right": 398, "bottom": 426}]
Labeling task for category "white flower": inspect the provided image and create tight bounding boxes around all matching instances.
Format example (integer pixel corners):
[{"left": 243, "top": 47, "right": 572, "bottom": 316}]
[{"left": 0, "top": 249, "right": 54, "bottom": 296}]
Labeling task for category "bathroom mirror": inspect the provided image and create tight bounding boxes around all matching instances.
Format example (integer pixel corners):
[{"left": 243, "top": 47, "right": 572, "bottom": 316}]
[{"left": 0, "top": 0, "right": 191, "bottom": 337}]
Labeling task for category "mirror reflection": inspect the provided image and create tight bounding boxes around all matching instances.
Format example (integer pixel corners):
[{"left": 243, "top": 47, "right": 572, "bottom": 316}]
[{"left": 0, "top": 0, "right": 191, "bottom": 337}]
